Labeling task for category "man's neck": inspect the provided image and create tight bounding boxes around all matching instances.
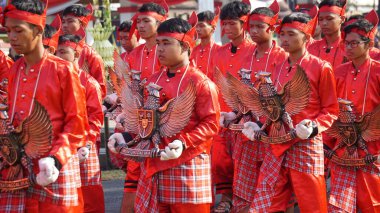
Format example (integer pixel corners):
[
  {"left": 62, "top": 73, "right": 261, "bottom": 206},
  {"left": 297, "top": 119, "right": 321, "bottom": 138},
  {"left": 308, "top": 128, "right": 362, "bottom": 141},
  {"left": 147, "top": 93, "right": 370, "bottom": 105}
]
[
  {"left": 168, "top": 58, "right": 189, "bottom": 73},
  {"left": 24, "top": 43, "right": 45, "bottom": 69},
  {"left": 200, "top": 36, "right": 212, "bottom": 46},
  {"left": 256, "top": 39, "right": 272, "bottom": 53},
  {"left": 144, "top": 35, "right": 157, "bottom": 49},
  {"left": 352, "top": 52, "right": 369, "bottom": 69},
  {"left": 231, "top": 32, "right": 244, "bottom": 47},
  {"left": 325, "top": 31, "right": 341, "bottom": 46},
  {"left": 289, "top": 46, "right": 306, "bottom": 65}
]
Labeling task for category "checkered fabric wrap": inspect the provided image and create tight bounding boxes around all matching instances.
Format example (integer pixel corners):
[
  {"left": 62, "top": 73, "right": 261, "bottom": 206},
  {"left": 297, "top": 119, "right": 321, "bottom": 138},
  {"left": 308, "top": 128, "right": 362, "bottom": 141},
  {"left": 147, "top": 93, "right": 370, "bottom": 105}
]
[
  {"left": 80, "top": 143, "right": 101, "bottom": 186},
  {"left": 284, "top": 136, "right": 325, "bottom": 176},
  {"left": 158, "top": 154, "right": 212, "bottom": 204},
  {"left": 232, "top": 195, "right": 250, "bottom": 213},
  {"left": 250, "top": 152, "right": 285, "bottom": 212},
  {"left": 135, "top": 168, "right": 159, "bottom": 213},
  {"left": 233, "top": 140, "right": 260, "bottom": 202},
  {"left": 0, "top": 191, "right": 26, "bottom": 213},
  {"left": 27, "top": 155, "right": 81, "bottom": 206}
]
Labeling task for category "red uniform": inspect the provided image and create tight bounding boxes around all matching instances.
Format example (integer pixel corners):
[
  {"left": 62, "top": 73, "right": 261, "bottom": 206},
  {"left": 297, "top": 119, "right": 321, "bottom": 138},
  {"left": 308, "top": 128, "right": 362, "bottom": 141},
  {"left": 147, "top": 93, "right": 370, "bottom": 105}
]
[
  {"left": 78, "top": 43, "right": 107, "bottom": 98},
  {"left": 210, "top": 39, "right": 255, "bottom": 195},
  {"left": 250, "top": 51, "right": 339, "bottom": 212},
  {"left": 77, "top": 67, "right": 105, "bottom": 213},
  {"left": 328, "top": 58, "right": 380, "bottom": 213},
  {"left": 7, "top": 52, "right": 87, "bottom": 211},
  {"left": 369, "top": 47, "right": 380, "bottom": 60},
  {"left": 135, "top": 65, "right": 220, "bottom": 212},
  {"left": 0, "top": 50, "right": 14, "bottom": 81},
  {"left": 308, "top": 37, "right": 347, "bottom": 70},
  {"left": 123, "top": 44, "right": 161, "bottom": 193},
  {"left": 233, "top": 41, "right": 287, "bottom": 211},
  {"left": 191, "top": 41, "right": 221, "bottom": 79}
]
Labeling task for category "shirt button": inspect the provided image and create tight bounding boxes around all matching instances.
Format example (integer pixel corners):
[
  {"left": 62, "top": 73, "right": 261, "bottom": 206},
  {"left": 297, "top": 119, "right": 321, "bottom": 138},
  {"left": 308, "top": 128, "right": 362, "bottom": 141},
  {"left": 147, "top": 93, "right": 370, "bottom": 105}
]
[
  {"left": 21, "top": 94, "right": 25, "bottom": 99},
  {"left": 231, "top": 55, "right": 234, "bottom": 57},
  {"left": 21, "top": 67, "right": 24, "bottom": 70},
  {"left": 352, "top": 90, "right": 355, "bottom": 94},
  {"left": 146, "top": 56, "right": 148, "bottom": 59},
  {"left": 199, "top": 66, "right": 202, "bottom": 68},
  {"left": 166, "top": 79, "right": 170, "bottom": 82},
  {"left": 145, "top": 67, "right": 147, "bottom": 69},
  {"left": 30, "top": 69, "right": 34, "bottom": 73},
  {"left": 200, "top": 55, "right": 203, "bottom": 58},
  {"left": 20, "top": 110, "right": 24, "bottom": 114},
  {"left": 351, "top": 71, "right": 355, "bottom": 74},
  {"left": 357, "top": 70, "right": 360, "bottom": 73},
  {"left": 23, "top": 78, "right": 27, "bottom": 82},
  {"left": 229, "top": 64, "right": 232, "bottom": 67},
  {"left": 353, "top": 77, "right": 357, "bottom": 81}
]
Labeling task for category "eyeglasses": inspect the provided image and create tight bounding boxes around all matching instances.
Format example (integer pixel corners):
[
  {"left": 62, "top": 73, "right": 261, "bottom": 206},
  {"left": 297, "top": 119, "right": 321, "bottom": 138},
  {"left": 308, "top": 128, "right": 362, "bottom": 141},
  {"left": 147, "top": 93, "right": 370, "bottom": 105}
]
[{"left": 344, "top": 40, "right": 367, "bottom": 48}]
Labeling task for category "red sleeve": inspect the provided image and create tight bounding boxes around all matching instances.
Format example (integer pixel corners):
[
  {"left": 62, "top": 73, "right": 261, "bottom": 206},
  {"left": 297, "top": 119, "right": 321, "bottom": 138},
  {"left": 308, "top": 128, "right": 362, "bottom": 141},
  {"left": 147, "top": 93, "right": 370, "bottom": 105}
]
[
  {"left": 0, "top": 51, "right": 13, "bottom": 81},
  {"left": 82, "top": 46, "right": 107, "bottom": 99},
  {"left": 85, "top": 75, "right": 104, "bottom": 144}
]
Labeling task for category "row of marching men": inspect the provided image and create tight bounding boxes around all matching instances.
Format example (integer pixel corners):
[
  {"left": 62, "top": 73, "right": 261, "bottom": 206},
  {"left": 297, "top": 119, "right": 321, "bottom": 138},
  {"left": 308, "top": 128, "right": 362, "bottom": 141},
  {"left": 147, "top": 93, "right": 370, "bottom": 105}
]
[
  {"left": 106, "top": 0, "right": 380, "bottom": 212},
  {"left": 0, "top": 1, "right": 107, "bottom": 212}
]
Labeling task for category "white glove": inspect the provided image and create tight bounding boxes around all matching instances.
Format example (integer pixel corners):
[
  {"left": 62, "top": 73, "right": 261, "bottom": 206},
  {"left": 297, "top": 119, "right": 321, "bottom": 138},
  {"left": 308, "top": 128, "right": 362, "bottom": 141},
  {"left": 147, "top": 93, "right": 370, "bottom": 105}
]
[
  {"left": 160, "top": 140, "right": 184, "bottom": 161},
  {"left": 101, "top": 105, "right": 108, "bottom": 113},
  {"left": 219, "top": 112, "right": 237, "bottom": 128},
  {"left": 78, "top": 147, "right": 90, "bottom": 162},
  {"left": 242, "top": 122, "right": 261, "bottom": 141},
  {"left": 36, "top": 157, "right": 59, "bottom": 186},
  {"left": 115, "top": 113, "right": 126, "bottom": 123},
  {"left": 104, "top": 93, "right": 118, "bottom": 105},
  {"left": 295, "top": 119, "right": 313, "bottom": 140},
  {"left": 108, "top": 133, "right": 126, "bottom": 153}
]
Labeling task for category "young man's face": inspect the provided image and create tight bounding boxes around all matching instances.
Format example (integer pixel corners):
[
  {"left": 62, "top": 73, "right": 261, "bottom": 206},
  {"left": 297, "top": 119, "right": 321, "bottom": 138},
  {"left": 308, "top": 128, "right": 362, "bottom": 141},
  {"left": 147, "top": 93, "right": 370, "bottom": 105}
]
[
  {"left": 118, "top": 31, "right": 138, "bottom": 52},
  {"left": 279, "top": 26, "right": 307, "bottom": 54},
  {"left": 249, "top": 20, "right": 272, "bottom": 44},
  {"left": 5, "top": 17, "right": 42, "bottom": 55},
  {"left": 318, "top": 12, "right": 344, "bottom": 36},
  {"left": 56, "top": 45, "right": 76, "bottom": 62},
  {"left": 156, "top": 36, "right": 186, "bottom": 67},
  {"left": 196, "top": 21, "right": 214, "bottom": 39},
  {"left": 136, "top": 15, "right": 159, "bottom": 39},
  {"left": 344, "top": 32, "right": 369, "bottom": 60},
  {"left": 222, "top": 19, "right": 244, "bottom": 40},
  {"left": 62, "top": 15, "right": 82, "bottom": 34}
]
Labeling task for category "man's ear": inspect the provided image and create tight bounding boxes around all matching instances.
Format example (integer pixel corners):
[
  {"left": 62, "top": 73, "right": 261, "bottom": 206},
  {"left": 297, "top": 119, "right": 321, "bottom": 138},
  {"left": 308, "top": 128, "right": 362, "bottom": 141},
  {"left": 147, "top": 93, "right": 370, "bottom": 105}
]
[
  {"left": 340, "top": 15, "right": 346, "bottom": 25},
  {"left": 34, "top": 25, "right": 44, "bottom": 37},
  {"left": 74, "top": 50, "right": 80, "bottom": 59}
]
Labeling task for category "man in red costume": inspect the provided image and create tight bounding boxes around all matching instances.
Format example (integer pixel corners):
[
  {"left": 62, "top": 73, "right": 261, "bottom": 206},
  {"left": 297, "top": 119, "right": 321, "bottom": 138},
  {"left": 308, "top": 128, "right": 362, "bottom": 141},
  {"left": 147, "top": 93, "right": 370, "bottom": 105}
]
[
  {"left": 56, "top": 33, "right": 105, "bottom": 213},
  {"left": 308, "top": 0, "right": 347, "bottom": 70},
  {"left": 108, "top": 14, "right": 220, "bottom": 212},
  {"left": 210, "top": 2, "right": 254, "bottom": 211},
  {"left": 242, "top": 7, "right": 339, "bottom": 212},
  {"left": 117, "top": 20, "right": 139, "bottom": 62},
  {"left": 191, "top": 9, "right": 220, "bottom": 79},
  {"left": 62, "top": 4, "right": 106, "bottom": 98},
  {"left": 2, "top": 0, "right": 87, "bottom": 212},
  {"left": 327, "top": 11, "right": 380, "bottom": 212},
  {"left": 232, "top": 1, "right": 287, "bottom": 212}
]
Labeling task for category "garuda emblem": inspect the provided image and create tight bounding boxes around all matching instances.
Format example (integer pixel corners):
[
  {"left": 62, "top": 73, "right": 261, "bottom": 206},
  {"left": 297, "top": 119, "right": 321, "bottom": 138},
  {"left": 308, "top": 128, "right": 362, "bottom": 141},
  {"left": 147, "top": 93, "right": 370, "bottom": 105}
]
[
  {"left": 214, "top": 67, "right": 259, "bottom": 127},
  {"left": 325, "top": 98, "right": 380, "bottom": 166},
  {"left": 223, "top": 65, "right": 311, "bottom": 144},
  {"left": 115, "top": 80, "right": 196, "bottom": 162},
  {"left": 0, "top": 101, "right": 52, "bottom": 192}
]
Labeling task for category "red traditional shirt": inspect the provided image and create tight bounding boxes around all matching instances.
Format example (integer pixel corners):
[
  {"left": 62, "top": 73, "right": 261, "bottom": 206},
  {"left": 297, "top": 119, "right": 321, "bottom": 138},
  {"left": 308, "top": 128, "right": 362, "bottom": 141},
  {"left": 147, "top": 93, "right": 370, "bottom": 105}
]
[
  {"left": 0, "top": 50, "right": 14, "bottom": 81},
  {"left": 127, "top": 44, "right": 161, "bottom": 80},
  {"left": 308, "top": 37, "right": 347, "bottom": 70},
  {"left": 191, "top": 41, "right": 221, "bottom": 79}
]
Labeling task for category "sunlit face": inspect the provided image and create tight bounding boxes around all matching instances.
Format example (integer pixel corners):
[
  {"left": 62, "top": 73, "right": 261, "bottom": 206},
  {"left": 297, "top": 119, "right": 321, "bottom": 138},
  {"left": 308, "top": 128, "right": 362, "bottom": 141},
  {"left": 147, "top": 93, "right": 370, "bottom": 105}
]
[
  {"left": 62, "top": 15, "right": 82, "bottom": 34},
  {"left": 118, "top": 31, "right": 138, "bottom": 52},
  {"left": 156, "top": 36, "right": 187, "bottom": 67},
  {"left": 279, "top": 26, "right": 307, "bottom": 53},
  {"left": 222, "top": 19, "right": 244, "bottom": 40},
  {"left": 249, "top": 20, "right": 272, "bottom": 44},
  {"left": 344, "top": 32, "right": 369, "bottom": 60},
  {"left": 318, "top": 12, "right": 344, "bottom": 36},
  {"left": 5, "top": 17, "right": 42, "bottom": 55},
  {"left": 196, "top": 21, "right": 214, "bottom": 39},
  {"left": 56, "top": 45, "right": 76, "bottom": 62},
  {"left": 136, "top": 15, "right": 159, "bottom": 39}
]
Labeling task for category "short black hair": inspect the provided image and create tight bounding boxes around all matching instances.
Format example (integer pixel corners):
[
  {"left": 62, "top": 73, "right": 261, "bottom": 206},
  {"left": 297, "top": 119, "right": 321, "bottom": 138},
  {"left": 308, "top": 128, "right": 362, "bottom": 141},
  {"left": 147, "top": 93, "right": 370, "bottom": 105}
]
[
  {"left": 318, "top": 0, "right": 345, "bottom": 9},
  {"left": 58, "top": 34, "right": 81, "bottom": 44},
  {"left": 43, "top": 24, "right": 57, "bottom": 39},
  {"left": 118, "top": 20, "right": 133, "bottom": 32},
  {"left": 343, "top": 19, "right": 372, "bottom": 42},
  {"left": 157, "top": 18, "right": 191, "bottom": 34},
  {"left": 251, "top": 7, "right": 274, "bottom": 17},
  {"left": 281, "top": 12, "right": 311, "bottom": 25},
  {"left": 63, "top": 4, "right": 91, "bottom": 17},
  {"left": 220, "top": 1, "right": 251, "bottom": 21},
  {"left": 346, "top": 14, "right": 364, "bottom": 22},
  {"left": 10, "top": 0, "right": 45, "bottom": 15},
  {"left": 197, "top": 11, "right": 215, "bottom": 23},
  {"left": 139, "top": 3, "right": 166, "bottom": 16}
]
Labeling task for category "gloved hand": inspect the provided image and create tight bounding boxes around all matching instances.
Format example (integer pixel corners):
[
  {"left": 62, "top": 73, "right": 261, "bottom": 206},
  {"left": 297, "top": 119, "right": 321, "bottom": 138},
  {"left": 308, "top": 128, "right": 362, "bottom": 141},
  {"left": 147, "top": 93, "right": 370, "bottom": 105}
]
[
  {"left": 108, "top": 133, "right": 126, "bottom": 153},
  {"left": 295, "top": 119, "right": 313, "bottom": 140},
  {"left": 242, "top": 122, "right": 261, "bottom": 141},
  {"left": 78, "top": 146, "right": 90, "bottom": 162},
  {"left": 219, "top": 112, "right": 237, "bottom": 128},
  {"left": 160, "top": 140, "right": 184, "bottom": 161},
  {"left": 36, "top": 157, "right": 59, "bottom": 186},
  {"left": 104, "top": 93, "right": 118, "bottom": 105}
]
